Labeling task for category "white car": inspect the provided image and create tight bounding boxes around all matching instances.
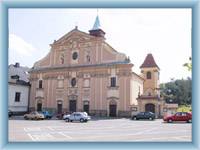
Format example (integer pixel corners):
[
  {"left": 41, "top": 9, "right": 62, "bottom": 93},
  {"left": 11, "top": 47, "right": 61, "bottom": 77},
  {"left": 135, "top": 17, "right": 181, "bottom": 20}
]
[{"left": 63, "top": 112, "right": 91, "bottom": 122}]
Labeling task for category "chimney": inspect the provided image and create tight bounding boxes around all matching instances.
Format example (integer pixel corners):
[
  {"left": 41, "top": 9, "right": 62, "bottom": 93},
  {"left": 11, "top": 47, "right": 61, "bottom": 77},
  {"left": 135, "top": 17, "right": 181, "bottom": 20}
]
[{"left": 14, "top": 62, "right": 20, "bottom": 68}]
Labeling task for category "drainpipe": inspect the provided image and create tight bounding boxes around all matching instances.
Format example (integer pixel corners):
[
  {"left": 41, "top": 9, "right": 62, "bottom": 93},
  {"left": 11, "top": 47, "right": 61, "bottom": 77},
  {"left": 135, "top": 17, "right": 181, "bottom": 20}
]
[{"left": 27, "top": 83, "right": 31, "bottom": 113}]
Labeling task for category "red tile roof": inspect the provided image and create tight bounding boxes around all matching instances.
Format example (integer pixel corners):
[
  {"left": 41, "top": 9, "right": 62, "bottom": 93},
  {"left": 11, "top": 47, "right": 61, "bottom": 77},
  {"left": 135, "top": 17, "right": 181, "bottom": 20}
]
[{"left": 140, "top": 53, "right": 159, "bottom": 69}]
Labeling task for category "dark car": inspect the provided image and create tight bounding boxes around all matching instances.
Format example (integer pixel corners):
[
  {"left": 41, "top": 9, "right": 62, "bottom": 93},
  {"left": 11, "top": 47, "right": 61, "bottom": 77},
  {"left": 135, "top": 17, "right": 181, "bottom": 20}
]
[
  {"left": 8, "top": 109, "right": 13, "bottom": 117},
  {"left": 42, "top": 111, "right": 53, "bottom": 119},
  {"left": 163, "top": 112, "right": 192, "bottom": 123},
  {"left": 56, "top": 112, "right": 65, "bottom": 119},
  {"left": 132, "top": 112, "right": 155, "bottom": 120}
]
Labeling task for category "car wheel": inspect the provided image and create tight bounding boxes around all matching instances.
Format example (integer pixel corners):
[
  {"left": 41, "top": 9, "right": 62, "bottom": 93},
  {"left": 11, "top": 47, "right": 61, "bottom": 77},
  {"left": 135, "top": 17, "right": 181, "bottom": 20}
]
[
  {"left": 80, "top": 118, "right": 84, "bottom": 123},
  {"left": 84, "top": 120, "right": 88, "bottom": 123},
  {"left": 132, "top": 117, "right": 137, "bottom": 120},
  {"left": 66, "top": 118, "right": 69, "bottom": 122},
  {"left": 168, "top": 119, "right": 173, "bottom": 123},
  {"left": 187, "top": 119, "right": 192, "bottom": 123},
  {"left": 149, "top": 117, "right": 153, "bottom": 120}
]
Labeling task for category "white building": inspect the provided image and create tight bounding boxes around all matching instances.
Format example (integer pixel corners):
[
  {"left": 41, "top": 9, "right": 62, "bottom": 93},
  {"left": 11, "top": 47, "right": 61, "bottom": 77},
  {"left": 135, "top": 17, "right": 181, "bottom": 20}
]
[{"left": 8, "top": 63, "right": 30, "bottom": 114}]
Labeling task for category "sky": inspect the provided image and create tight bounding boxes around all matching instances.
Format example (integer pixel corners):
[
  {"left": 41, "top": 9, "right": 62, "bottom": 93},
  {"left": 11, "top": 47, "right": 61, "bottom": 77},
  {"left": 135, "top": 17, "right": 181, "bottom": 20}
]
[{"left": 8, "top": 8, "right": 192, "bottom": 83}]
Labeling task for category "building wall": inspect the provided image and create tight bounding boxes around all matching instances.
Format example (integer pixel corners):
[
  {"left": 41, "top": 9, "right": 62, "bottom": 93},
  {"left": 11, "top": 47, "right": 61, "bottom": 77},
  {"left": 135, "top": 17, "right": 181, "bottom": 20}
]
[
  {"left": 130, "top": 74, "right": 144, "bottom": 106},
  {"left": 8, "top": 84, "right": 29, "bottom": 112},
  {"left": 29, "top": 29, "right": 143, "bottom": 117},
  {"left": 29, "top": 65, "right": 135, "bottom": 116}
]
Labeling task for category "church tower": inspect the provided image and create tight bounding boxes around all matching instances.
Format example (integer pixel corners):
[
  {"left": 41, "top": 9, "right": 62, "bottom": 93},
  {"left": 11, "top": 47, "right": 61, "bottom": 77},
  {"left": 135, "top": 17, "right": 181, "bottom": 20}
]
[
  {"left": 137, "top": 53, "right": 164, "bottom": 118},
  {"left": 140, "top": 53, "right": 160, "bottom": 97}
]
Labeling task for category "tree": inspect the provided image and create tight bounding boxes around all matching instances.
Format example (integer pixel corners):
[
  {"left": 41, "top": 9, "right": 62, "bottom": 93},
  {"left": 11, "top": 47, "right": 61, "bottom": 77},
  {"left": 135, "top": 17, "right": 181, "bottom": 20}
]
[{"left": 160, "top": 78, "right": 192, "bottom": 105}]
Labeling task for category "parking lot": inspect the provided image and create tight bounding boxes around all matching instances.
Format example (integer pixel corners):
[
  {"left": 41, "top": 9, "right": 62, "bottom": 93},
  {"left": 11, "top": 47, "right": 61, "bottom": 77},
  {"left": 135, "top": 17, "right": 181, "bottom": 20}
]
[{"left": 9, "top": 117, "right": 192, "bottom": 142}]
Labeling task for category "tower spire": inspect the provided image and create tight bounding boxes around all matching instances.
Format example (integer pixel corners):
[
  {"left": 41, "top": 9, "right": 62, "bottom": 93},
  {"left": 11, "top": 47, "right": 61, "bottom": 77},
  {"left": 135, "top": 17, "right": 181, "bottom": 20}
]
[
  {"left": 89, "top": 13, "right": 105, "bottom": 38},
  {"left": 140, "top": 53, "right": 159, "bottom": 69},
  {"left": 92, "top": 15, "right": 101, "bottom": 30}
]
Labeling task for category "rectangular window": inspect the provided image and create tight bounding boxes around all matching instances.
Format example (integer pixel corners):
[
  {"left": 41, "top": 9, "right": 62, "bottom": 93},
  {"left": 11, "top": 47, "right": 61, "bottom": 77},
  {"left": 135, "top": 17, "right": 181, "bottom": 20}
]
[
  {"left": 39, "top": 80, "right": 43, "bottom": 88},
  {"left": 110, "top": 77, "right": 116, "bottom": 87},
  {"left": 15, "top": 92, "right": 21, "bottom": 102}
]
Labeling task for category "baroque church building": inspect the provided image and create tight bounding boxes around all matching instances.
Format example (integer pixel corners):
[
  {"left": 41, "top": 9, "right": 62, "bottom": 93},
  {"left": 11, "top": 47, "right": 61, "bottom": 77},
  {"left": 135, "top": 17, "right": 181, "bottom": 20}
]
[{"left": 29, "top": 16, "right": 174, "bottom": 117}]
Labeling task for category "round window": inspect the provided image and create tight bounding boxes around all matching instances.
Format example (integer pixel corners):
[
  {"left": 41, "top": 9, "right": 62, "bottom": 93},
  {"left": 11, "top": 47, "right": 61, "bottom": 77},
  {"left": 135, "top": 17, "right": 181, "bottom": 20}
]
[
  {"left": 71, "top": 78, "right": 76, "bottom": 87},
  {"left": 72, "top": 52, "right": 78, "bottom": 60}
]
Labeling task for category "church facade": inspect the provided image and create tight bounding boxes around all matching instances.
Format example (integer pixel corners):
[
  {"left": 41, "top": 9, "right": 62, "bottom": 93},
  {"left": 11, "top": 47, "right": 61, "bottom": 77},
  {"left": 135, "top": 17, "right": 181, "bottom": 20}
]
[{"left": 29, "top": 16, "right": 175, "bottom": 117}]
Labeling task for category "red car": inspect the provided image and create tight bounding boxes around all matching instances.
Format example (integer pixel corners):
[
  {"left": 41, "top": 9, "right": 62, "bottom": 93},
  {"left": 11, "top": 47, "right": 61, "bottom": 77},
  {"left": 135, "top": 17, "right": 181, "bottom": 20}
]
[{"left": 163, "top": 112, "right": 192, "bottom": 123}]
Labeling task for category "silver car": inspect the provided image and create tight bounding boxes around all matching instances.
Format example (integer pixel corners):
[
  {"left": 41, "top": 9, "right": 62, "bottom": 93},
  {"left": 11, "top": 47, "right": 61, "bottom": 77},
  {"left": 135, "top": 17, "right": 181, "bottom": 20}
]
[{"left": 63, "top": 112, "right": 91, "bottom": 122}]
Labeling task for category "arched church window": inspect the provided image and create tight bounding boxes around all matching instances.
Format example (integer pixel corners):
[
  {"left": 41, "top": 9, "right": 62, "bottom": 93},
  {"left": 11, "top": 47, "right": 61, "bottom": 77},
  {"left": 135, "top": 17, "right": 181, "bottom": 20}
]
[
  {"left": 147, "top": 71, "right": 151, "bottom": 79},
  {"left": 71, "top": 78, "right": 76, "bottom": 87},
  {"left": 39, "top": 80, "right": 43, "bottom": 89}
]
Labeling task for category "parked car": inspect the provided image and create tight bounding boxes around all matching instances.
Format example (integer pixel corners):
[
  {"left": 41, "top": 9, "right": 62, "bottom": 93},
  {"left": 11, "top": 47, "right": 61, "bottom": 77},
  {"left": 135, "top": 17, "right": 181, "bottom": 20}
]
[
  {"left": 64, "top": 112, "right": 91, "bottom": 122},
  {"left": 42, "top": 111, "right": 53, "bottom": 119},
  {"left": 24, "top": 111, "right": 45, "bottom": 120},
  {"left": 63, "top": 112, "right": 88, "bottom": 120},
  {"left": 163, "top": 112, "right": 192, "bottom": 123},
  {"left": 56, "top": 112, "right": 65, "bottom": 120},
  {"left": 132, "top": 112, "right": 155, "bottom": 120},
  {"left": 8, "top": 109, "right": 13, "bottom": 117}
]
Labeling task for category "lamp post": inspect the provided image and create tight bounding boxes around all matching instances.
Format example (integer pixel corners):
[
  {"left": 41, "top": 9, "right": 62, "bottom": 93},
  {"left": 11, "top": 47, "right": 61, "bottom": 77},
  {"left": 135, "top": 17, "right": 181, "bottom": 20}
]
[{"left": 158, "top": 100, "right": 161, "bottom": 118}]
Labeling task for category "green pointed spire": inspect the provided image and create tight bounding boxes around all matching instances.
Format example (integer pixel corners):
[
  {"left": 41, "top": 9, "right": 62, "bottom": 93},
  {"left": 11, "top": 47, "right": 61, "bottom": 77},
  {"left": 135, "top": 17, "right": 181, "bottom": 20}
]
[
  {"left": 89, "top": 15, "right": 105, "bottom": 38},
  {"left": 92, "top": 15, "right": 101, "bottom": 30}
]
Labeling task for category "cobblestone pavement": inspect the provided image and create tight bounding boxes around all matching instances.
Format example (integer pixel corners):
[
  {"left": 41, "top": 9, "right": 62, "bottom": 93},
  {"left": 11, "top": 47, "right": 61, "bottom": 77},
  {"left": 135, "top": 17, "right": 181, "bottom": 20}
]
[{"left": 9, "top": 118, "right": 192, "bottom": 142}]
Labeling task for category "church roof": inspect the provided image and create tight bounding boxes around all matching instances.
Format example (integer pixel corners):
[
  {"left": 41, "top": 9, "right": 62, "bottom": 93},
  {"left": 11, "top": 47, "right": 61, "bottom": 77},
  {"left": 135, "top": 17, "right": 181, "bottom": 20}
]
[
  {"left": 91, "top": 15, "right": 101, "bottom": 30},
  {"left": 140, "top": 53, "right": 159, "bottom": 69}
]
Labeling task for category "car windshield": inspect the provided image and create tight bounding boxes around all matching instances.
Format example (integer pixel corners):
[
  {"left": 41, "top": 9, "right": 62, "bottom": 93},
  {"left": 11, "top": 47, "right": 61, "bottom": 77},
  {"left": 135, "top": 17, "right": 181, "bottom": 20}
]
[
  {"left": 72, "top": 112, "right": 88, "bottom": 116},
  {"left": 82, "top": 113, "right": 88, "bottom": 116},
  {"left": 138, "top": 112, "right": 144, "bottom": 115}
]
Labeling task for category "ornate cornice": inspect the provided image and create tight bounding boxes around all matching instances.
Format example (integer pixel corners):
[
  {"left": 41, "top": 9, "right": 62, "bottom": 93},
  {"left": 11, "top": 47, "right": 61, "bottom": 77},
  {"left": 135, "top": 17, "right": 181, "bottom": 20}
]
[
  {"left": 29, "top": 61, "right": 131, "bottom": 73},
  {"left": 107, "top": 96, "right": 119, "bottom": 100}
]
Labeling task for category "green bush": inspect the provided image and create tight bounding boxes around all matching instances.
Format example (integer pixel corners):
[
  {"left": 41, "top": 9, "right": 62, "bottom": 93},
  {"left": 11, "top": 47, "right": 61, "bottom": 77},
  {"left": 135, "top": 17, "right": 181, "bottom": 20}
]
[{"left": 177, "top": 105, "right": 192, "bottom": 112}]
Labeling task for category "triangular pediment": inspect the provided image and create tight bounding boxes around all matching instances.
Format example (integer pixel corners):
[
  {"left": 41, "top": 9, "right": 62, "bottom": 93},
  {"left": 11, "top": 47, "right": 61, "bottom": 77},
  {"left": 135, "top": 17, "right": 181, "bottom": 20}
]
[{"left": 54, "top": 29, "right": 95, "bottom": 45}]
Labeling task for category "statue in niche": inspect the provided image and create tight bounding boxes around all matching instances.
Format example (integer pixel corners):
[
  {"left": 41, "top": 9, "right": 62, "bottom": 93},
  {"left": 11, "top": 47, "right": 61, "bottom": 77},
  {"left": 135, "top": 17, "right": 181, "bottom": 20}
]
[
  {"left": 60, "top": 54, "right": 64, "bottom": 64},
  {"left": 86, "top": 51, "right": 90, "bottom": 63},
  {"left": 86, "top": 55, "right": 90, "bottom": 62}
]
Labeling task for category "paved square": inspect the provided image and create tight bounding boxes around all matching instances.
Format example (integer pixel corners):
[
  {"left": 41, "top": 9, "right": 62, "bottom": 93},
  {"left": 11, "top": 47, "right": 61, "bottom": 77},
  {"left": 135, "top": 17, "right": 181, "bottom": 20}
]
[{"left": 9, "top": 118, "right": 192, "bottom": 142}]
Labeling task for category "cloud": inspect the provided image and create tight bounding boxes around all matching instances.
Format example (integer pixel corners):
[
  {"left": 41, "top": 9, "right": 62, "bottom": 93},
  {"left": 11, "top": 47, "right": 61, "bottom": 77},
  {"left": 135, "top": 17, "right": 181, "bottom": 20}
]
[{"left": 9, "top": 34, "right": 37, "bottom": 56}]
